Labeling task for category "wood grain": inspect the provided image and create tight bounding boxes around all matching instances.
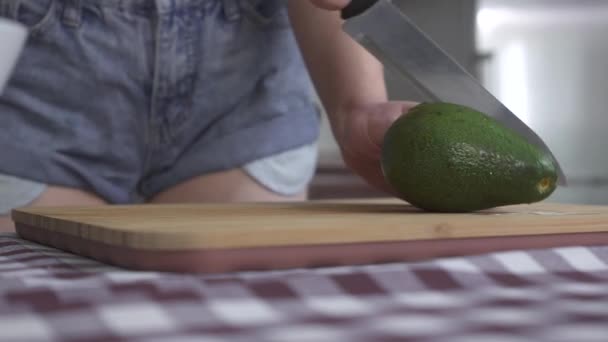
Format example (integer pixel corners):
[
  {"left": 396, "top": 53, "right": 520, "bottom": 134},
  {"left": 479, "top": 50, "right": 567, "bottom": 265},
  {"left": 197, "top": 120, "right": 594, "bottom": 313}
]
[{"left": 11, "top": 200, "right": 608, "bottom": 250}]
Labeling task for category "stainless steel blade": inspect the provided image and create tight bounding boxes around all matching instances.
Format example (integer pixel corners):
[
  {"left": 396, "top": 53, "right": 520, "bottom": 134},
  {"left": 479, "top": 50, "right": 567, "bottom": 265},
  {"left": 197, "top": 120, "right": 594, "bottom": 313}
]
[{"left": 343, "top": 0, "right": 566, "bottom": 185}]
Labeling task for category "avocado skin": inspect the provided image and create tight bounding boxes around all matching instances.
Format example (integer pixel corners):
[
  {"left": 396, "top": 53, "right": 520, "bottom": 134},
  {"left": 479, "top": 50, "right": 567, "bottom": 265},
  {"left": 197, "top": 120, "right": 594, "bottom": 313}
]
[{"left": 381, "top": 102, "right": 558, "bottom": 212}]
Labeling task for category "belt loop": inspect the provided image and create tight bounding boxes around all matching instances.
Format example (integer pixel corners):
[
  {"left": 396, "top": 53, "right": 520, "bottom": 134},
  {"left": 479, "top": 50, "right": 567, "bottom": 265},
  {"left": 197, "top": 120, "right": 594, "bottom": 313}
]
[
  {"left": 223, "top": 0, "right": 240, "bottom": 22},
  {"left": 62, "top": 0, "right": 82, "bottom": 27}
]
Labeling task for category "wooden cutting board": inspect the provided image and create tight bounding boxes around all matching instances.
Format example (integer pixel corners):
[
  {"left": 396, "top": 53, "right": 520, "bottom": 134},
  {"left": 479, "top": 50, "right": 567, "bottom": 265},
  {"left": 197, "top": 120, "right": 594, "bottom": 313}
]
[{"left": 12, "top": 200, "right": 608, "bottom": 273}]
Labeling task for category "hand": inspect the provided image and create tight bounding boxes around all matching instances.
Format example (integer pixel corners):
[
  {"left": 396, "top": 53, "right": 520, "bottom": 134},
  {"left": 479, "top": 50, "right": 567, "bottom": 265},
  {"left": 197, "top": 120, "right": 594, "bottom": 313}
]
[
  {"left": 309, "top": 0, "right": 351, "bottom": 10},
  {"left": 332, "top": 101, "right": 419, "bottom": 195}
]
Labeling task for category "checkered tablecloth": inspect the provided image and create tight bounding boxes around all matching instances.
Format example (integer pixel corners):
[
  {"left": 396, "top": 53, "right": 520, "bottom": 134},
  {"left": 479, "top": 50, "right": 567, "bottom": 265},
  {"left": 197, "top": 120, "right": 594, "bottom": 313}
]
[{"left": 1, "top": 234, "right": 608, "bottom": 342}]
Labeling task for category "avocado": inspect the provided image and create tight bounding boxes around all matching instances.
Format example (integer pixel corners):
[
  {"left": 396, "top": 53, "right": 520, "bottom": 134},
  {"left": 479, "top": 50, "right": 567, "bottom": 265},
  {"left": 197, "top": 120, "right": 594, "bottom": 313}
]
[{"left": 381, "top": 102, "right": 558, "bottom": 212}]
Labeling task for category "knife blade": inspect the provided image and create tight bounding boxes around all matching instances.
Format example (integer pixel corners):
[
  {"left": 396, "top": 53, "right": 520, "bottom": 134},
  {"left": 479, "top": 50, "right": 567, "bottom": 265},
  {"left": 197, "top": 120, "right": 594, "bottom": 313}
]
[{"left": 341, "top": 0, "right": 567, "bottom": 186}]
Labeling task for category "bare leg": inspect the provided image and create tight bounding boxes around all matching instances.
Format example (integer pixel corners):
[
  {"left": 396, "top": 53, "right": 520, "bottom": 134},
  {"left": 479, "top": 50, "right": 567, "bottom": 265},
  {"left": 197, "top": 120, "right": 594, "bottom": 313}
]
[
  {"left": 0, "top": 186, "right": 106, "bottom": 233},
  {"left": 148, "top": 168, "right": 307, "bottom": 204}
]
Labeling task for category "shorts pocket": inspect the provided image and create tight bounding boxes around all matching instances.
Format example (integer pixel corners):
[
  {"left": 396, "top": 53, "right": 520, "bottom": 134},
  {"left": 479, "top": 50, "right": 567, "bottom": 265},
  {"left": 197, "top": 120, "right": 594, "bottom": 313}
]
[{"left": 8, "top": 0, "right": 57, "bottom": 35}]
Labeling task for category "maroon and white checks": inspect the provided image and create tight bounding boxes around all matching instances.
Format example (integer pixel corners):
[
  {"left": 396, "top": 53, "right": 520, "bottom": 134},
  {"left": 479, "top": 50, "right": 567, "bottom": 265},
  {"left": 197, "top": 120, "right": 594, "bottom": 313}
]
[{"left": 1, "top": 233, "right": 607, "bottom": 342}]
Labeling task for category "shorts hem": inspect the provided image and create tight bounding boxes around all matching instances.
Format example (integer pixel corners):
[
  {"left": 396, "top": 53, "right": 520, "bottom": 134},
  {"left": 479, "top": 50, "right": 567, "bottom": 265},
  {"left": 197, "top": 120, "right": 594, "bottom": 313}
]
[
  {"left": 140, "top": 111, "right": 320, "bottom": 199},
  {"left": 0, "top": 140, "right": 120, "bottom": 203}
]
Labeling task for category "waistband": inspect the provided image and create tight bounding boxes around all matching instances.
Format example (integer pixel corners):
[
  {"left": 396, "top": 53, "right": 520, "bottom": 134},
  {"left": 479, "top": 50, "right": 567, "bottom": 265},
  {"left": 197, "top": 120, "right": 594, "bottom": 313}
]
[
  {"left": 78, "top": 0, "right": 241, "bottom": 13},
  {"left": 62, "top": 0, "right": 243, "bottom": 24}
]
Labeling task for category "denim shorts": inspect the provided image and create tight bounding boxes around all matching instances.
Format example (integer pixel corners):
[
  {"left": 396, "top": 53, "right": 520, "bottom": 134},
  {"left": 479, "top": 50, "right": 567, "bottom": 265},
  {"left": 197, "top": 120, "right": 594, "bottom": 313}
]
[{"left": 0, "top": 0, "right": 321, "bottom": 205}]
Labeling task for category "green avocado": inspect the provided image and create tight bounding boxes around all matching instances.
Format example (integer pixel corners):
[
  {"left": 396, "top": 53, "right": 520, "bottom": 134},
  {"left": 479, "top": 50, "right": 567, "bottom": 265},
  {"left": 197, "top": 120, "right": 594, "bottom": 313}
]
[{"left": 381, "top": 102, "right": 558, "bottom": 212}]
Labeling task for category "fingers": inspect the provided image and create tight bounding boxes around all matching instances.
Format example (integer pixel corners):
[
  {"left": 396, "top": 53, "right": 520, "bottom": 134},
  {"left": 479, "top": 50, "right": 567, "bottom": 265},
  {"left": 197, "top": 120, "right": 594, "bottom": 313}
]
[
  {"left": 343, "top": 152, "right": 398, "bottom": 196},
  {"left": 366, "top": 101, "right": 416, "bottom": 148},
  {"left": 337, "top": 101, "right": 418, "bottom": 160},
  {"left": 362, "top": 101, "right": 418, "bottom": 150},
  {"left": 309, "top": 0, "right": 351, "bottom": 10},
  {"left": 335, "top": 101, "right": 420, "bottom": 196}
]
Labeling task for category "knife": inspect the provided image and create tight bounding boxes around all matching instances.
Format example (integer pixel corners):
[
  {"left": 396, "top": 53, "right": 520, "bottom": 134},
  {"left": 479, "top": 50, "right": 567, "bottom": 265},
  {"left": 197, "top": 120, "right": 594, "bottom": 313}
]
[{"left": 341, "top": 0, "right": 567, "bottom": 186}]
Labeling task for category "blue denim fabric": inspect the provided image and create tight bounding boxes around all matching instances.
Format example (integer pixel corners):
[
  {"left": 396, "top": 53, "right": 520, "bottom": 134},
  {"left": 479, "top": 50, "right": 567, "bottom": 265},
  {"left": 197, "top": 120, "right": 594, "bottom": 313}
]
[{"left": 0, "top": 0, "right": 320, "bottom": 203}]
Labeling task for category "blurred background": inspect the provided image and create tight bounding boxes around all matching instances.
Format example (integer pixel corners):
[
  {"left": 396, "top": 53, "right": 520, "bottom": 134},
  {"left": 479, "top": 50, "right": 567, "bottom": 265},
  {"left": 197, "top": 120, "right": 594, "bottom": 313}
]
[{"left": 310, "top": 0, "right": 608, "bottom": 205}]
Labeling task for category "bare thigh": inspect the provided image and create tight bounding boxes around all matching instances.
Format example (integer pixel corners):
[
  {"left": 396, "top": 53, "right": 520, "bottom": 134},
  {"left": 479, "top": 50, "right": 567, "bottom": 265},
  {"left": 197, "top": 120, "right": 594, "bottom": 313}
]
[
  {"left": 149, "top": 168, "right": 308, "bottom": 204},
  {"left": 0, "top": 186, "right": 106, "bottom": 233}
]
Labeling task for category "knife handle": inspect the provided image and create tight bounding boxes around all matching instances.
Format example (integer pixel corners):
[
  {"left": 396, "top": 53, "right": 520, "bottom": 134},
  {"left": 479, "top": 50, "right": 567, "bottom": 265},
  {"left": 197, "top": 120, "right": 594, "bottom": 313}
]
[{"left": 341, "top": 0, "right": 379, "bottom": 20}]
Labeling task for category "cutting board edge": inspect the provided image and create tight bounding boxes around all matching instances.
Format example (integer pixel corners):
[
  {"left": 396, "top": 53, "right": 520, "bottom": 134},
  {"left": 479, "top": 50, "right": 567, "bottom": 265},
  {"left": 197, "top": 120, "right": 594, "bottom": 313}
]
[{"left": 15, "top": 222, "right": 608, "bottom": 274}]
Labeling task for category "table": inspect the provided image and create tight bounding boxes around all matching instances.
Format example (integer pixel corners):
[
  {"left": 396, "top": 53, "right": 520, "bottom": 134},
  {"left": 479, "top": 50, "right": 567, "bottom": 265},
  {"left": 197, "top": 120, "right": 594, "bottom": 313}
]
[{"left": 1, "top": 233, "right": 607, "bottom": 342}]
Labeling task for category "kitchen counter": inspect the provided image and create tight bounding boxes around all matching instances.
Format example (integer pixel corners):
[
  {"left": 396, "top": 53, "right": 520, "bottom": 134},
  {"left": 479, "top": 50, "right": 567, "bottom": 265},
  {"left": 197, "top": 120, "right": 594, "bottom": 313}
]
[{"left": 1, "top": 230, "right": 607, "bottom": 341}]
